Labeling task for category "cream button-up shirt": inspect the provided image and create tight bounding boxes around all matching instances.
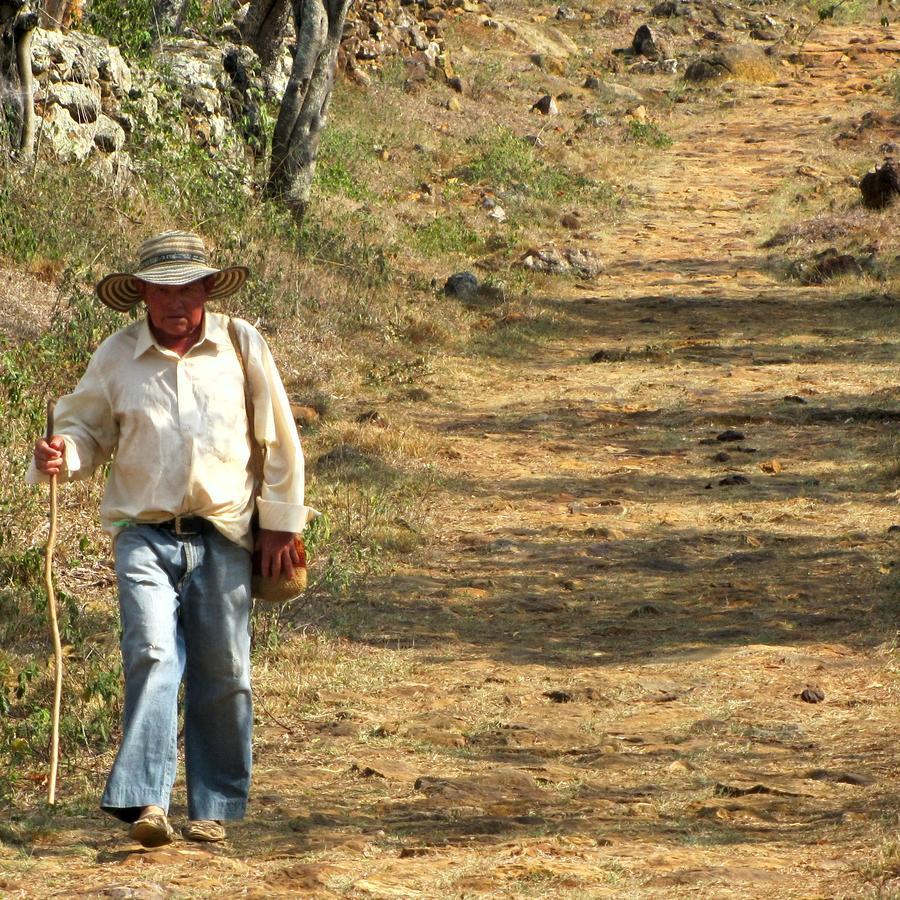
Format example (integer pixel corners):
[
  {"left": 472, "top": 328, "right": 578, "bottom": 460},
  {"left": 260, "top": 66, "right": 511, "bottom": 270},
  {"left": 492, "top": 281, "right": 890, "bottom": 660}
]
[{"left": 26, "top": 311, "right": 316, "bottom": 550}]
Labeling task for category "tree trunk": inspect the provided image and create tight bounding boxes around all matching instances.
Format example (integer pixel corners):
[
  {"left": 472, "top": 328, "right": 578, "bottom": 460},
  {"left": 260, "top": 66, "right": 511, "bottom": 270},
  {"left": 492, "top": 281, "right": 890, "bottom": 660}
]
[
  {"left": 0, "top": 0, "right": 37, "bottom": 161},
  {"left": 40, "top": 0, "right": 66, "bottom": 28},
  {"left": 241, "top": 0, "right": 292, "bottom": 71},
  {"left": 40, "top": 0, "right": 83, "bottom": 29},
  {"left": 152, "top": 0, "right": 187, "bottom": 39},
  {"left": 266, "top": 0, "right": 352, "bottom": 224}
]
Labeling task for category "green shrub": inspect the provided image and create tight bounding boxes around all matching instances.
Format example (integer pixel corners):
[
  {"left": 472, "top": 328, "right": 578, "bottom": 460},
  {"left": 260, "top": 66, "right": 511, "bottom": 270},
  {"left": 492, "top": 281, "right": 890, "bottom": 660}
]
[
  {"left": 455, "top": 127, "right": 615, "bottom": 207},
  {"left": 625, "top": 120, "right": 673, "bottom": 149},
  {"left": 86, "top": 0, "right": 234, "bottom": 58},
  {"left": 85, "top": 0, "right": 155, "bottom": 60},
  {"left": 410, "top": 215, "right": 481, "bottom": 256},
  {"left": 183, "top": 0, "right": 234, "bottom": 40}
]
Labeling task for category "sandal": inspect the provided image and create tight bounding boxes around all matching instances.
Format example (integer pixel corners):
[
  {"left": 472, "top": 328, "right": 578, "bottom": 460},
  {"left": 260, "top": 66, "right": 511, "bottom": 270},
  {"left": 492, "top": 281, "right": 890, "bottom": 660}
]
[
  {"left": 181, "top": 820, "right": 226, "bottom": 843},
  {"left": 129, "top": 813, "right": 174, "bottom": 848}
]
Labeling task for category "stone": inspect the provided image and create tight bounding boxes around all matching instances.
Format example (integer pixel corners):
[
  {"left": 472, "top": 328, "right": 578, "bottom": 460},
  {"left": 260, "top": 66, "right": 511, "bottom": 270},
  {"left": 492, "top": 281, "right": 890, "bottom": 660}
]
[
  {"left": 209, "top": 115, "right": 228, "bottom": 147},
  {"left": 563, "top": 247, "right": 603, "bottom": 277},
  {"left": 351, "top": 757, "right": 420, "bottom": 783},
  {"left": 627, "top": 104, "right": 648, "bottom": 123},
  {"left": 182, "top": 83, "right": 221, "bottom": 116},
  {"left": 444, "top": 271, "right": 479, "bottom": 299},
  {"left": 158, "top": 40, "right": 221, "bottom": 97},
  {"left": 522, "top": 245, "right": 602, "bottom": 277},
  {"left": 593, "top": 81, "right": 645, "bottom": 103},
  {"left": 445, "top": 96, "right": 462, "bottom": 111},
  {"left": 632, "top": 24, "right": 666, "bottom": 60},
  {"left": 582, "top": 109, "right": 612, "bottom": 127},
  {"left": 103, "top": 884, "right": 168, "bottom": 900},
  {"left": 800, "top": 685, "right": 825, "bottom": 703},
  {"left": 801, "top": 248, "right": 865, "bottom": 283},
  {"left": 529, "top": 53, "right": 567, "bottom": 75},
  {"left": 531, "top": 94, "right": 559, "bottom": 115},
  {"left": 716, "top": 429, "right": 745, "bottom": 442},
  {"left": 719, "top": 474, "right": 751, "bottom": 486},
  {"left": 685, "top": 46, "right": 776, "bottom": 84},
  {"left": 414, "top": 770, "right": 548, "bottom": 805},
  {"left": 291, "top": 405, "right": 320, "bottom": 428},
  {"left": 131, "top": 91, "right": 159, "bottom": 125},
  {"left": 556, "top": 5, "right": 576, "bottom": 20},
  {"left": 356, "top": 410, "right": 387, "bottom": 426},
  {"left": 47, "top": 82, "right": 101, "bottom": 124},
  {"left": 40, "top": 105, "right": 96, "bottom": 162},
  {"left": 88, "top": 150, "right": 135, "bottom": 188},
  {"left": 806, "top": 769, "right": 873, "bottom": 786},
  {"left": 93, "top": 114, "right": 126, "bottom": 152},
  {"left": 652, "top": 0, "right": 683, "bottom": 15},
  {"left": 33, "top": 29, "right": 133, "bottom": 98},
  {"left": 685, "top": 57, "right": 727, "bottom": 82},
  {"left": 860, "top": 159, "right": 900, "bottom": 209}
]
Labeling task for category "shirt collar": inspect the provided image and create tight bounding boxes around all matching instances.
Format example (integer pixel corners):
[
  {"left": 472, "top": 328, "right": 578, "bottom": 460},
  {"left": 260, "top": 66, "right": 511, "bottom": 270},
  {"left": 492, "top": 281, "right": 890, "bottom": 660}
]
[{"left": 132, "top": 311, "right": 231, "bottom": 360}]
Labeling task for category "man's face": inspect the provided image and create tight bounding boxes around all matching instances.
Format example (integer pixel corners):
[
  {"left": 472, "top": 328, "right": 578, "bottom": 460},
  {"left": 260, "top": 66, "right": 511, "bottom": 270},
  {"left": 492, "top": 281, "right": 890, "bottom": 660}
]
[{"left": 139, "top": 278, "right": 212, "bottom": 342}]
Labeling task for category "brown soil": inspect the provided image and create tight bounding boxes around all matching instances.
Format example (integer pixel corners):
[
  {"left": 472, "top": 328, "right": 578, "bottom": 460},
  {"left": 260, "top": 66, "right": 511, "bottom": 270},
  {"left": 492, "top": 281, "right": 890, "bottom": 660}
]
[{"left": 5, "top": 20, "right": 900, "bottom": 900}]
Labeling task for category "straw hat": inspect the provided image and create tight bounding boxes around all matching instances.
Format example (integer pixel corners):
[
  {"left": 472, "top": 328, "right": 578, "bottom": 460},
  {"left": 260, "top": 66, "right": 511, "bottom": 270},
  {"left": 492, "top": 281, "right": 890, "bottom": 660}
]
[{"left": 96, "top": 231, "right": 249, "bottom": 312}]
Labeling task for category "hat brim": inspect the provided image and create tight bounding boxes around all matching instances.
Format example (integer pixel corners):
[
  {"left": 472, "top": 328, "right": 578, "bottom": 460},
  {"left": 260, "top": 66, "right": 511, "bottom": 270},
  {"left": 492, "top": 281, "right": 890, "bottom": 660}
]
[{"left": 96, "top": 264, "right": 249, "bottom": 312}]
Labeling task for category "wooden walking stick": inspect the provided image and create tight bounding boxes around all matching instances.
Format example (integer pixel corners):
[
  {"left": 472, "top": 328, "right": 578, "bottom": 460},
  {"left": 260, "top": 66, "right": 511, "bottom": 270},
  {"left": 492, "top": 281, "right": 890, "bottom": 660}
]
[{"left": 43, "top": 400, "right": 63, "bottom": 805}]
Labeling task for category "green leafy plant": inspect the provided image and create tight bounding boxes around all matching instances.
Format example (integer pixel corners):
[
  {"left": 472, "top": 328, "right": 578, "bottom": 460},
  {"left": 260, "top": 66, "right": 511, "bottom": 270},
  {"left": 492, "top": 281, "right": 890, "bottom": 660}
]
[
  {"left": 409, "top": 214, "right": 482, "bottom": 256},
  {"left": 625, "top": 120, "right": 673, "bottom": 149},
  {"left": 455, "top": 127, "right": 615, "bottom": 207},
  {"left": 85, "top": 0, "right": 155, "bottom": 60}
]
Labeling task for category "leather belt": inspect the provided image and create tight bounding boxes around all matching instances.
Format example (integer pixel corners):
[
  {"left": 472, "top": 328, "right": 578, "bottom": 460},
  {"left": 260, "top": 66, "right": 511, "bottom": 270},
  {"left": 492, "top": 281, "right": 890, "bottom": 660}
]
[{"left": 154, "top": 516, "right": 211, "bottom": 537}]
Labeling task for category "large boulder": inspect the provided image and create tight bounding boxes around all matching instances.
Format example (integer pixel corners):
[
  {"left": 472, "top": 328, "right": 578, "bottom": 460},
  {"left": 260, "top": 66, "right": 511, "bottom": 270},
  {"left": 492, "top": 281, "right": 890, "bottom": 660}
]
[
  {"left": 93, "top": 114, "right": 126, "bottom": 152},
  {"left": 157, "top": 38, "right": 226, "bottom": 115},
  {"left": 46, "top": 82, "right": 101, "bottom": 124},
  {"left": 632, "top": 24, "right": 668, "bottom": 60},
  {"left": 685, "top": 45, "right": 776, "bottom": 83},
  {"left": 39, "top": 105, "right": 96, "bottom": 162},
  {"left": 860, "top": 159, "right": 900, "bottom": 209},
  {"left": 32, "top": 28, "right": 132, "bottom": 97}
]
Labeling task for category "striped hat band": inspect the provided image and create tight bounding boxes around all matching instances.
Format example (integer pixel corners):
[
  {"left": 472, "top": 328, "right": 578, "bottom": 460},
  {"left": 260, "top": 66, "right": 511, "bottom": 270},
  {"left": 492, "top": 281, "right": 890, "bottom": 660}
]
[{"left": 95, "top": 231, "right": 249, "bottom": 312}]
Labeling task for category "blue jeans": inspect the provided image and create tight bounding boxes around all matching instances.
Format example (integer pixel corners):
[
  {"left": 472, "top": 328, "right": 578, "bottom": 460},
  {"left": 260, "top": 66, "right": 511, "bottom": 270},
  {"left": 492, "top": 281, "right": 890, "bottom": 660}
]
[{"left": 101, "top": 523, "right": 252, "bottom": 823}]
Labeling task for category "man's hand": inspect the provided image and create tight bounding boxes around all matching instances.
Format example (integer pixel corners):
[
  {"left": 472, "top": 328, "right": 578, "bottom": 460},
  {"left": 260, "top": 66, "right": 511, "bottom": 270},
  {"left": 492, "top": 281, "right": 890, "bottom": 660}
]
[
  {"left": 34, "top": 436, "right": 66, "bottom": 477},
  {"left": 256, "top": 528, "right": 301, "bottom": 579}
]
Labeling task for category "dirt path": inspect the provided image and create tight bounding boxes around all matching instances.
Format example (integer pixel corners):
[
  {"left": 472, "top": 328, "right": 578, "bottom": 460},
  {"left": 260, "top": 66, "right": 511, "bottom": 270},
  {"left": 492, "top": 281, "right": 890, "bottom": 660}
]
[{"left": 9, "top": 22, "right": 900, "bottom": 900}]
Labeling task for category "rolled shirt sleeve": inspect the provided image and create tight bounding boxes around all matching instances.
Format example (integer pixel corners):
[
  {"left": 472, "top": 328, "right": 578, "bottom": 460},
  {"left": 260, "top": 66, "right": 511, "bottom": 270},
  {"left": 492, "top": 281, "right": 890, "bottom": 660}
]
[{"left": 238, "top": 320, "right": 320, "bottom": 534}]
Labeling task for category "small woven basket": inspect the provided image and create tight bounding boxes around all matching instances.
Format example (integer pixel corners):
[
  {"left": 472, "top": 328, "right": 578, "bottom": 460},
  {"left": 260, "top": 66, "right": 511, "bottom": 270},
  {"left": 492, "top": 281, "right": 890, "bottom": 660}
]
[{"left": 251, "top": 536, "right": 308, "bottom": 604}]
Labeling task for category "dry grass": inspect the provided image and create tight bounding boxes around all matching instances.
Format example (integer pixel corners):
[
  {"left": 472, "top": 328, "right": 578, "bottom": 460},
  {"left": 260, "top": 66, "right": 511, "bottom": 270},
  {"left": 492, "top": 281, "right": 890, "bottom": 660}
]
[{"left": 2, "top": 5, "right": 900, "bottom": 898}]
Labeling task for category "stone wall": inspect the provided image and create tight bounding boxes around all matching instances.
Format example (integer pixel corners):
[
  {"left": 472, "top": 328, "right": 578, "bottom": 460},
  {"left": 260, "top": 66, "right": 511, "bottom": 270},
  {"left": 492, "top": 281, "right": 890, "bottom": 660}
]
[{"left": 27, "top": 1, "right": 491, "bottom": 174}]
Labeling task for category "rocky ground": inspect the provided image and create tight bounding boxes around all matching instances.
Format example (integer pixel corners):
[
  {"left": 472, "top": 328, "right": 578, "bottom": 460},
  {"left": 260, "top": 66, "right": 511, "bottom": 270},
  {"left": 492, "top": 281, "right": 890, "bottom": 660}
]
[{"left": 2, "top": 5, "right": 900, "bottom": 900}]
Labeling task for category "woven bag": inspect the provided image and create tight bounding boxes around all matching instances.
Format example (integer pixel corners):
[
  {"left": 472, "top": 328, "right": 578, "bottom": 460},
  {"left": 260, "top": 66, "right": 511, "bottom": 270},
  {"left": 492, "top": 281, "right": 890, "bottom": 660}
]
[{"left": 227, "top": 317, "right": 308, "bottom": 604}]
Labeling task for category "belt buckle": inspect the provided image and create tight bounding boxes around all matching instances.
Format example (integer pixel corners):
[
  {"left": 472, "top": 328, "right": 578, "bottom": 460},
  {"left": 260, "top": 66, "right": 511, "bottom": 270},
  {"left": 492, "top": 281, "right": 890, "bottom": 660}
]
[{"left": 174, "top": 516, "right": 193, "bottom": 536}]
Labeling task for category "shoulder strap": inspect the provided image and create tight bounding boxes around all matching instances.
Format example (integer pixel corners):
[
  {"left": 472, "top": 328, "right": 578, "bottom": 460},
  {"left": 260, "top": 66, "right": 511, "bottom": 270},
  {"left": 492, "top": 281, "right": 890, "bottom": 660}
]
[{"left": 226, "top": 316, "right": 265, "bottom": 480}]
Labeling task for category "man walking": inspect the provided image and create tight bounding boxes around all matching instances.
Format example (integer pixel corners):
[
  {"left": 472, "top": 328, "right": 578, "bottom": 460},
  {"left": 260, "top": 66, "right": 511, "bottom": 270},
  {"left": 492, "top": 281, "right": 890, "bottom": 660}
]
[{"left": 29, "top": 231, "right": 316, "bottom": 847}]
